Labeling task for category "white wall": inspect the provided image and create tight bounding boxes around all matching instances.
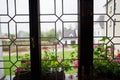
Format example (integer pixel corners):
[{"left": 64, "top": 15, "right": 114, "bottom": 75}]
[
  {"left": 0, "top": 41, "right": 4, "bottom": 79},
  {"left": 94, "top": 23, "right": 104, "bottom": 43},
  {"left": 0, "top": 19, "right": 4, "bottom": 79},
  {"left": 61, "top": 39, "right": 77, "bottom": 45}
]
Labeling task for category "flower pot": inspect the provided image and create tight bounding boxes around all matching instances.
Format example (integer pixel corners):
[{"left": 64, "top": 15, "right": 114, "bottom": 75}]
[
  {"left": 42, "top": 71, "right": 65, "bottom": 80},
  {"left": 94, "top": 73, "right": 120, "bottom": 80},
  {"left": 13, "top": 71, "right": 65, "bottom": 80},
  {"left": 13, "top": 71, "right": 31, "bottom": 80}
]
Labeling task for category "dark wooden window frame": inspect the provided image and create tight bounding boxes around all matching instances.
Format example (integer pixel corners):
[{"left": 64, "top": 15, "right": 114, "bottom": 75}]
[{"left": 29, "top": 0, "right": 93, "bottom": 80}]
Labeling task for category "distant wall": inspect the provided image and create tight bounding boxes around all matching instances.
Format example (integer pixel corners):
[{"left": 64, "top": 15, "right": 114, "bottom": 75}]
[
  {"left": 0, "top": 42, "right": 4, "bottom": 78},
  {"left": 0, "top": 21, "right": 4, "bottom": 79}
]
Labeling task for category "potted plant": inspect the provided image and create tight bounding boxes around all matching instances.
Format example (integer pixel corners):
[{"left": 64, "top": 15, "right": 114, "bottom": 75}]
[
  {"left": 93, "top": 37, "right": 120, "bottom": 80},
  {"left": 13, "top": 47, "right": 76, "bottom": 80},
  {"left": 13, "top": 54, "right": 31, "bottom": 80}
]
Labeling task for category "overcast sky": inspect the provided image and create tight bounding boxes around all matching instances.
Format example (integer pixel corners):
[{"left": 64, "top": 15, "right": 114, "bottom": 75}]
[{"left": 0, "top": 0, "right": 106, "bottom": 34}]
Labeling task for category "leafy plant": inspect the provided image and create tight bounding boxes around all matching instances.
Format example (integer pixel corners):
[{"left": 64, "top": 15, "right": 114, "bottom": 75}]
[
  {"left": 14, "top": 46, "right": 77, "bottom": 76},
  {"left": 93, "top": 37, "right": 120, "bottom": 79}
]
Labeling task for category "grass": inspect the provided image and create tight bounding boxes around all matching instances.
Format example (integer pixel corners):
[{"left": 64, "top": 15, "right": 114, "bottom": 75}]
[
  {"left": 3, "top": 55, "right": 23, "bottom": 75},
  {"left": 3, "top": 49, "right": 78, "bottom": 75}
]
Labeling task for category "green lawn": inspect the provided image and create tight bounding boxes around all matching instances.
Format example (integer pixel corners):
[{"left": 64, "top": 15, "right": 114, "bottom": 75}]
[{"left": 3, "top": 55, "right": 22, "bottom": 75}]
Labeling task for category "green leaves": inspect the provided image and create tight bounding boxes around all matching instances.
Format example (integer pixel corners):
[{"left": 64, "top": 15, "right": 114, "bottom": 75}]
[
  {"left": 94, "top": 37, "right": 120, "bottom": 79},
  {"left": 94, "top": 37, "right": 112, "bottom": 59},
  {"left": 99, "top": 37, "right": 109, "bottom": 42}
]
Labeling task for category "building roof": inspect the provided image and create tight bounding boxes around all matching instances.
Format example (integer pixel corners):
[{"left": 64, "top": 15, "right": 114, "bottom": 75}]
[{"left": 62, "top": 29, "right": 77, "bottom": 38}]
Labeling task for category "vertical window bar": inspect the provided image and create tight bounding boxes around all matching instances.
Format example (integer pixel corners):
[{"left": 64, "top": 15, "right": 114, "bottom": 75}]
[
  {"left": 29, "top": 0, "right": 41, "bottom": 80},
  {"left": 79, "top": 0, "right": 93, "bottom": 80}
]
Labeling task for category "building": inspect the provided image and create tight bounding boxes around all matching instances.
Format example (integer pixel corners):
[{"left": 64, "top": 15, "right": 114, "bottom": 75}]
[
  {"left": 59, "top": 28, "right": 78, "bottom": 45},
  {"left": 94, "top": 15, "right": 106, "bottom": 43}
]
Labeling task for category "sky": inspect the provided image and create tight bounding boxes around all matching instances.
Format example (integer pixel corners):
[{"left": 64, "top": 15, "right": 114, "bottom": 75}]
[{"left": 0, "top": 0, "right": 106, "bottom": 34}]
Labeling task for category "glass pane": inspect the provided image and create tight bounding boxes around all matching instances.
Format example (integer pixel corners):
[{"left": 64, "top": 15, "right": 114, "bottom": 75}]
[
  {"left": 40, "top": 0, "right": 55, "bottom": 14},
  {"left": 94, "top": 0, "right": 120, "bottom": 79},
  {"left": 0, "top": 0, "right": 30, "bottom": 80},
  {"left": 40, "top": 0, "right": 78, "bottom": 80},
  {"left": 0, "top": 0, "right": 7, "bottom": 14}
]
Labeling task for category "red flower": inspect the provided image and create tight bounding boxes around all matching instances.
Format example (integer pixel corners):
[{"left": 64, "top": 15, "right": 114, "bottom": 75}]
[
  {"left": 114, "top": 59, "right": 120, "bottom": 63},
  {"left": 57, "top": 44, "right": 61, "bottom": 49},
  {"left": 26, "top": 61, "right": 31, "bottom": 66},
  {"left": 14, "top": 67, "right": 22, "bottom": 74},
  {"left": 72, "top": 60, "right": 78, "bottom": 69},
  {"left": 93, "top": 44, "right": 98, "bottom": 48},
  {"left": 117, "top": 53, "right": 120, "bottom": 57}
]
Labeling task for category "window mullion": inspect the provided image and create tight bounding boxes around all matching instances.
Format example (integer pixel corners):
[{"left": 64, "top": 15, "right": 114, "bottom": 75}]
[
  {"left": 79, "top": 0, "right": 93, "bottom": 79},
  {"left": 29, "top": 0, "right": 41, "bottom": 80}
]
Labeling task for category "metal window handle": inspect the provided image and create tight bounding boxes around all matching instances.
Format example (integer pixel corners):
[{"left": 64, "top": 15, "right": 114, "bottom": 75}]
[{"left": 31, "top": 37, "right": 35, "bottom": 48}]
